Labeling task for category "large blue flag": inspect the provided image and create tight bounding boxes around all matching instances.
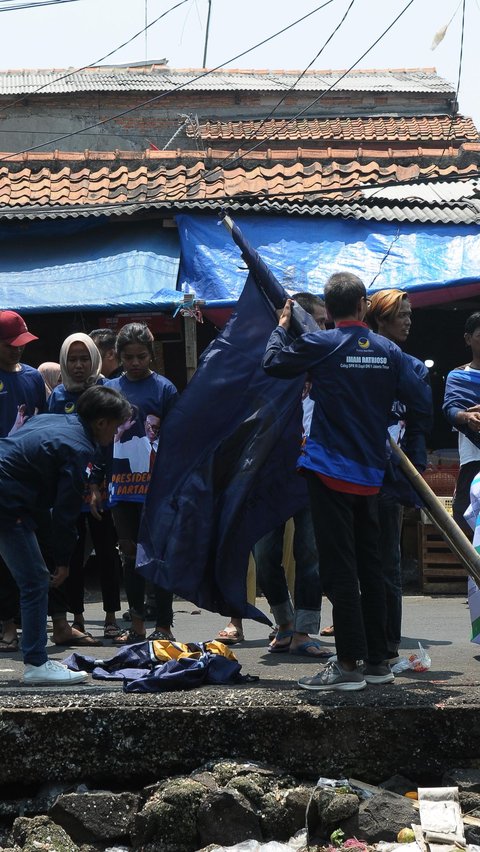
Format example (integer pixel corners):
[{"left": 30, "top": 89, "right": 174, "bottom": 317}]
[{"left": 136, "top": 218, "right": 318, "bottom": 623}]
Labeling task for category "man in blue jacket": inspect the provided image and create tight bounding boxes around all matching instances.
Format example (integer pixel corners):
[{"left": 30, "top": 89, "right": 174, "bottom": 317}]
[
  {"left": 263, "top": 272, "right": 429, "bottom": 692},
  {"left": 0, "top": 385, "right": 131, "bottom": 685}
]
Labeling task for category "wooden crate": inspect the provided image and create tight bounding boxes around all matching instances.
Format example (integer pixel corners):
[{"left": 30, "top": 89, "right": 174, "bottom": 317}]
[{"left": 418, "top": 522, "right": 468, "bottom": 594}]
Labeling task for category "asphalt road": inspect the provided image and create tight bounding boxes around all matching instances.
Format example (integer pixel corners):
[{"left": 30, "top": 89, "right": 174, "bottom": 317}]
[{"left": 0, "top": 592, "right": 479, "bottom": 692}]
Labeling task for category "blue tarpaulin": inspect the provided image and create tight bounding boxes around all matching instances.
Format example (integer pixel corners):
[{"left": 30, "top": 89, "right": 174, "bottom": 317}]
[
  {"left": 176, "top": 213, "right": 480, "bottom": 308},
  {"left": 0, "top": 220, "right": 182, "bottom": 313}
]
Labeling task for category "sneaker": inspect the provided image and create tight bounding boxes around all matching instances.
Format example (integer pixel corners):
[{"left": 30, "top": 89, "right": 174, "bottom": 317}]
[
  {"left": 298, "top": 660, "right": 367, "bottom": 692},
  {"left": 24, "top": 660, "right": 88, "bottom": 685},
  {"left": 363, "top": 662, "right": 394, "bottom": 684}
]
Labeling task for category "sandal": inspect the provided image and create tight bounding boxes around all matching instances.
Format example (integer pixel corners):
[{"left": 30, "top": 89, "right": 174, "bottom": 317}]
[
  {"left": 147, "top": 629, "right": 176, "bottom": 642},
  {"left": 215, "top": 626, "right": 244, "bottom": 645},
  {"left": 0, "top": 636, "right": 19, "bottom": 652},
  {"left": 320, "top": 625, "right": 335, "bottom": 637},
  {"left": 268, "top": 625, "right": 278, "bottom": 642},
  {"left": 112, "top": 629, "right": 147, "bottom": 645},
  {"left": 268, "top": 629, "right": 293, "bottom": 653},
  {"left": 290, "top": 640, "right": 334, "bottom": 659},
  {"left": 55, "top": 633, "right": 104, "bottom": 647},
  {"left": 103, "top": 623, "right": 123, "bottom": 639}
]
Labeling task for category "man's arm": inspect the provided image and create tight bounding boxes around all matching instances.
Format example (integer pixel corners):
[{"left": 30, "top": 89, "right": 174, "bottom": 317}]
[
  {"left": 443, "top": 368, "right": 480, "bottom": 449},
  {"left": 263, "top": 302, "right": 324, "bottom": 379},
  {"left": 402, "top": 358, "right": 433, "bottom": 469}
]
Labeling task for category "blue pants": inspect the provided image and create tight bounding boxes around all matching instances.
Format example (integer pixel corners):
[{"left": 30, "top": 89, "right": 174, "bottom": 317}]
[
  {"left": 0, "top": 521, "right": 50, "bottom": 666},
  {"left": 254, "top": 505, "right": 322, "bottom": 634}
]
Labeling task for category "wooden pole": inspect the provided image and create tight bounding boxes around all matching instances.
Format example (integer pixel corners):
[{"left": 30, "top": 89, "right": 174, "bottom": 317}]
[
  {"left": 184, "top": 314, "right": 198, "bottom": 383},
  {"left": 389, "top": 437, "right": 480, "bottom": 585}
]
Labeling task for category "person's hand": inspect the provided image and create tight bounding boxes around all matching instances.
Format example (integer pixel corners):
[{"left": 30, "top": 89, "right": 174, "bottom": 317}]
[
  {"left": 89, "top": 485, "right": 103, "bottom": 521},
  {"left": 7, "top": 404, "right": 27, "bottom": 436},
  {"left": 114, "top": 416, "right": 135, "bottom": 442},
  {"left": 50, "top": 565, "right": 69, "bottom": 587},
  {"left": 459, "top": 408, "right": 480, "bottom": 431},
  {"left": 278, "top": 299, "right": 294, "bottom": 331}
]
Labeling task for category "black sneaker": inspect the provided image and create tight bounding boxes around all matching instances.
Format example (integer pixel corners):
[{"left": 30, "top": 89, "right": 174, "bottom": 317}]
[
  {"left": 298, "top": 660, "right": 367, "bottom": 692},
  {"left": 363, "top": 662, "right": 394, "bottom": 684}
]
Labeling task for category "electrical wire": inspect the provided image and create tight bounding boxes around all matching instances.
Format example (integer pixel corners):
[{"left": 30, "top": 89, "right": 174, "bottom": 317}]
[
  {"left": 0, "top": 0, "right": 192, "bottom": 114},
  {"left": 199, "top": 0, "right": 357, "bottom": 156},
  {"left": 200, "top": 0, "right": 417, "bottom": 183},
  {"left": 0, "top": 0, "right": 81, "bottom": 10},
  {"left": 0, "top": 0, "right": 337, "bottom": 162}
]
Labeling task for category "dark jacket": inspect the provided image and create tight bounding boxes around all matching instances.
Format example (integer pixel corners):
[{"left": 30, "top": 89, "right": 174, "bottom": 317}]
[
  {"left": 263, "top": 323, "right": 431, "bottom": 489},
  {"left": 0, "top": 413, "right": 97, "bottom": 564}
]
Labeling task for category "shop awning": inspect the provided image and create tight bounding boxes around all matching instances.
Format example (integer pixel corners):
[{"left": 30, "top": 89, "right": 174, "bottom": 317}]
[
  {"left": 176, "top": 213, "right": 480, "bottom": 313},
  {"left": 0, "top": 220, "right": 182, "bottom": 314}
]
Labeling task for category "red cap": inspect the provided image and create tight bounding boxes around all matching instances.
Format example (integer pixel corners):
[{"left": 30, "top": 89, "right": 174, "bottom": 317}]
[{"left": 0, "top": 311, "right": 38, "bottom": 346}]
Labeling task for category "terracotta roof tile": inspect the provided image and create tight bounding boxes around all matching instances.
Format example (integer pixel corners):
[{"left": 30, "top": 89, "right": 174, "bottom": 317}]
[
  {"left": 0, "top": 152, "right": 477, "bottom": 212},
  {"left": 188, "top": 116, "right": 479, "bottom": 143}
]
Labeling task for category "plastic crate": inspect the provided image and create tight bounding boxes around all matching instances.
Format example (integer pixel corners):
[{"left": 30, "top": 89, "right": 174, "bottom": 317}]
[{"left": 420, "top": 496, "right": 453, "bottom": 525}]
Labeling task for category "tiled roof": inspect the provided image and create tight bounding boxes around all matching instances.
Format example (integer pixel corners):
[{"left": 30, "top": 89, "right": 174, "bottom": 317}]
[
  {"left": 189, "top": 116, "right": 479, "bottom": 143},
  {"left": 0, "top": 151, "right": 478, "bottom": 223},
  {"left": 0, "top": 66, "right": 454, "bottom": 96}
]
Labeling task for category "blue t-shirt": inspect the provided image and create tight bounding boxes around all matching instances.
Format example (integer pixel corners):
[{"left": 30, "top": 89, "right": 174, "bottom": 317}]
[
  {"left": 0, "top": 364, "right": 47, "bottom": 438},
  {"left": 48, "top": 379, "right": 105, "bottom": 414},
  {"left": 106, "top": 372, "right": 178, "bottom": 504}
]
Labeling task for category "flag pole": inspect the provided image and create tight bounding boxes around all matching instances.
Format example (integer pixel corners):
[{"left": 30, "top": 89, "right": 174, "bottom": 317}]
[{"left": 389, "top": 437, "right": 480, "bottom": 586}]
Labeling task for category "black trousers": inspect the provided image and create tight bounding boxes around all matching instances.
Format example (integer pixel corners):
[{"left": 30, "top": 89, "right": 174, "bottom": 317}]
[
  {"left": 67, "top": 511, "right": 121, "bottom": 615},
  {"left": 307, "top": 472, "right": 388, "bottom": 665}
]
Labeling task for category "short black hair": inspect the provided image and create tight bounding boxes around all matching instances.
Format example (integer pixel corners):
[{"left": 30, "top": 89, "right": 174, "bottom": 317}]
[
  {"left": 324, "top": 272, "right": 366, "bottom": 320},
  {"left": 89, "top": 328, "right": 117, "bottom": 355},
  {"left": 291, "top": 292, "right": 325, "bottom": 316},
  {"left": 76, "top": 385, "right": 131, "bottom": 423},
  {"left": 465, "top": 313, "right": 480, "bottom": 335},
  {"left": 116, "top": 322, "right": 155, "bottom": 359}
]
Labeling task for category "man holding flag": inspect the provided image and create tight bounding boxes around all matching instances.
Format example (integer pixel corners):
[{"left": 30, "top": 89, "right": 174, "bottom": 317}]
[{"left": 263, "top": 272, "right": 430, "bottom": 692}]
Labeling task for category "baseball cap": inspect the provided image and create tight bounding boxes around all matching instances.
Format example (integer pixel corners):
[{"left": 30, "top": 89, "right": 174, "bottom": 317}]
[{"left": 0, "top": 311, "right": 38, "bottom": 346}]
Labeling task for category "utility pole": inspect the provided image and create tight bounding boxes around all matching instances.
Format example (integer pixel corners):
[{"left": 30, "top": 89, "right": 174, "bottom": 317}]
[
  {"left": 202, "top": 0, "right": 212, "bottom": 68},
  {"left": 145, "top": 0, "right": 148, "bottom": 61}
]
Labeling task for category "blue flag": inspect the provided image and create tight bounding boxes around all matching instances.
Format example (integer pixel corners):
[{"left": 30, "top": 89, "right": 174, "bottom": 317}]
[{"left": 136, "top": 219, "right": 318, "bottom": 623}]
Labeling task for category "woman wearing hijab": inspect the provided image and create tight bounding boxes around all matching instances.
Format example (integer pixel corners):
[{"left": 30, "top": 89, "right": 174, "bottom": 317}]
[
  {"left": 48, "top": 333, "right": 122, "bottom": 643},
  {"left": 37, "top": 362, "right": 61, "bottom": 399}
]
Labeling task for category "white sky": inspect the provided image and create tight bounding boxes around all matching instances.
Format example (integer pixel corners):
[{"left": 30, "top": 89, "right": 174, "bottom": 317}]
[{"left": 0, "top": 0, "right": 479, "bottom": 125}]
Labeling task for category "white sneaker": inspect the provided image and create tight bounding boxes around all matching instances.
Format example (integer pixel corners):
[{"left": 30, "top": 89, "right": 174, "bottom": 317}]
[{"left": 24, "top": 659, "right": 88, "bottom": 685}]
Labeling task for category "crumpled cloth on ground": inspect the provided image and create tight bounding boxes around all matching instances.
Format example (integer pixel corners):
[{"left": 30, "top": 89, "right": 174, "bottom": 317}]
[{"left": 63, "top": 639, "right": 258, "bottom": 692}]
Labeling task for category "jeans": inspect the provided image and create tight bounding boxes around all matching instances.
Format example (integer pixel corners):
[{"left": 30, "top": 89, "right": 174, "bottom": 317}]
[
  {"left": 0, "top": 521, "right": 50, "bottom": 666},
  {"left": 307, "top": 473, "right": 388, "bottom": 665},
  {"left": 254, "top": 505, "right": 322, "bottom": 634},
  {"left": 377, "top": 492, "right": 403, "bottom": 656}
]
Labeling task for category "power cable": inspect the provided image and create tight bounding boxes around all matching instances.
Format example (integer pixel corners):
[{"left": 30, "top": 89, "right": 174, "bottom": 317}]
[
  {"left": 0, "top": 0, "right": 337, "bottom": 162},
  {"left": 0, "top": 0, "right": 192, "bottom": 114},
  {"left": 209, "top": 0, "right": 357, "bottom": 156},
  {"left": 0, "top": 0, "right": 81, "bottom": 10},
  {"left": 199, "top": 0, "right": 417, "bottom": 184}
]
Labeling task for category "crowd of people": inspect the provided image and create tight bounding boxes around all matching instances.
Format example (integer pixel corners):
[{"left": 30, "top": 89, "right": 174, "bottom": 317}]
[{"left": 0, "top": 272, "right": 478, "bottom": 691}]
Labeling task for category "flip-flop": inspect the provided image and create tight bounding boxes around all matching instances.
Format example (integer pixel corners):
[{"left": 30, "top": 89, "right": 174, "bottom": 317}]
[
  {"left": 147, "top": 629, "right": 176, "bottom": 642},
  {"left": 112, "top": 629, "right": 146, "bottom": 646},
  {"left": 215, "top": 627, "right": 244, "bottom": 645},
  {"left": 268, "top": 629, "right": 293, "bottom": 653},
  {"left": 0, "top": 636, "right": 19, "bottom": 652},
  {"left": 55, "top": 634, "right": 104, "bottom": 647},
  {"left": 290, "top": 640, "right": 334, "bottom": 659},
  {"left": 103, "top": 623, "right": 123, "bottom": 639},
  {"left": 320, "top": 625, "right": 335, "bottom": 636}
]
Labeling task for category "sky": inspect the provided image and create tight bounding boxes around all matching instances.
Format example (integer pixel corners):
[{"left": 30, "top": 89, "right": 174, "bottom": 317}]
[{"left": 0, "top": 0, "right": 478, "bottom": 124}]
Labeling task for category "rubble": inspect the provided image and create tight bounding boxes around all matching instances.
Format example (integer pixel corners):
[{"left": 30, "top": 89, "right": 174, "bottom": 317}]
[{"left": 2, "top": 762, "right": 480, "bottom": 852}]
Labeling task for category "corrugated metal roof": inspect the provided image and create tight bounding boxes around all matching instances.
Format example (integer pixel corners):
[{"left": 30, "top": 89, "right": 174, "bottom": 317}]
[
  {"left": 190, "top": 116, "right": 478, "bottom": 143},
  {"left": 0, "top": 66, "right": 455, "bottom": 96},
  {"left": 1, "top": 194, "right": 479, "bottom": 225}
]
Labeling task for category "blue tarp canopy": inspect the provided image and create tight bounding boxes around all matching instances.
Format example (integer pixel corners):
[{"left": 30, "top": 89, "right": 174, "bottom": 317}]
[
  {"left": 0, "top": 220, "right": 182, "bottom": 313},
  {"left": 176, "top": 213, "right": 480, "bottom": 308}
]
